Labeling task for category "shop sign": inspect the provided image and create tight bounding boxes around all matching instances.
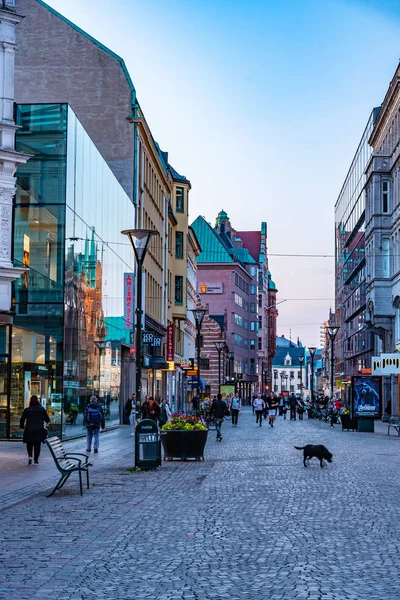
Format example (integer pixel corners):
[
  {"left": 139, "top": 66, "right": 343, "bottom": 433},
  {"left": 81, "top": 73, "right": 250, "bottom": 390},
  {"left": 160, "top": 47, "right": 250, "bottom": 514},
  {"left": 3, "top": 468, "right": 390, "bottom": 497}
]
[
  {"left": 199, "top": 283, "right": 223, "bottom": 294},
  {"left": 124, "top": 273, "right": 135, "bottom": 330},
  {"left": 179, "top": 358, "right": 195, "bottom": 369},
  {"left": 152, "top": 336, "right": 162, "bottom": 348},
  {"left": 372, "top": 354, "right": 400, "bottom": 375},
  {"left": 142, "top": 331, "right": 154, "bottom": 344},
  {"left": 166, "top": 324, "right": 174, "bottom": 361}
]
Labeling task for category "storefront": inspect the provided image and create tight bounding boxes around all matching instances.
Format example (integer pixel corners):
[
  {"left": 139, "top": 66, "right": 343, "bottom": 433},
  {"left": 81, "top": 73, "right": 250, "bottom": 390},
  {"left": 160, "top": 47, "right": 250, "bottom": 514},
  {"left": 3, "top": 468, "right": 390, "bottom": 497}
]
[{"left": 0, "top": 103, "right": 136, "bottom": 439}]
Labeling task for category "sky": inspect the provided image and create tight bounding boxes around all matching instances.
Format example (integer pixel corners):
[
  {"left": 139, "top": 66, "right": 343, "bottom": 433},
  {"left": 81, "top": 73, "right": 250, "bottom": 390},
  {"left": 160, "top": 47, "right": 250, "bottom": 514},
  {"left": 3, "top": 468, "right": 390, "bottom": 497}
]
[{"left": 44, "top": 0, "right": 400, "bottom": 347}]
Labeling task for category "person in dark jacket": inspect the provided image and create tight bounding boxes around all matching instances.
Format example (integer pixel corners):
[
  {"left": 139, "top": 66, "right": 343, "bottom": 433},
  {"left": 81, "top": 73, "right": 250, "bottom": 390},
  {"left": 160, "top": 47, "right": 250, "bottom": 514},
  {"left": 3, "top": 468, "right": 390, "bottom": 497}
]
[
  {"left": 84, "top": 396, "right": 105, "bottom": 453},
  {"left": 289, "top": 394, "right": 298, "bottom": 420},
  {"left": 141, "top": 396, "right": 161, "bottom": 422},
  {"left": 210, "top": 394, "right": 229, "bottom": 441},
  {"left": 125, "top": 393, "right": 137, "bottom": 435},
  {"left": 20, "top": 395, "right": 50, "bottom": 465}
]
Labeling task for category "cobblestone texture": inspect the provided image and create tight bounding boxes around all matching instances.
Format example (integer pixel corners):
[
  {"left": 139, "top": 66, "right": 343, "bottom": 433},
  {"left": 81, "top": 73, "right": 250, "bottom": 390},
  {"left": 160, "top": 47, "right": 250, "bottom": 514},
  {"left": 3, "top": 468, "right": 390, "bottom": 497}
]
[{"left": 1, "top": 409, "right": 400, "bottom": 599}]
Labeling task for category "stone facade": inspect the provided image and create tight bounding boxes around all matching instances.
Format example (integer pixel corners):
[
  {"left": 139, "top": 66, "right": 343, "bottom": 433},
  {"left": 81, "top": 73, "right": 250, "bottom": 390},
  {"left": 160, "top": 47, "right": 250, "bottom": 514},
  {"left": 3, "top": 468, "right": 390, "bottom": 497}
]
[{"left": 0, "top": 1, "right": 29, "bottom": 317}]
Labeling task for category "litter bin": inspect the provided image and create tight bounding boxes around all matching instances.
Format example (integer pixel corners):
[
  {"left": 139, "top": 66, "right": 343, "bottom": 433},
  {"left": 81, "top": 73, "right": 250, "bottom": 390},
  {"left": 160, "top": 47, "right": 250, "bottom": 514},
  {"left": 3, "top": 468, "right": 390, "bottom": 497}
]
[
  {"left": 357, "top": 419, "right": 375, "bottom": 433},
  {"left": 135, "top": 418, "right": 161, "bottom": 470}
]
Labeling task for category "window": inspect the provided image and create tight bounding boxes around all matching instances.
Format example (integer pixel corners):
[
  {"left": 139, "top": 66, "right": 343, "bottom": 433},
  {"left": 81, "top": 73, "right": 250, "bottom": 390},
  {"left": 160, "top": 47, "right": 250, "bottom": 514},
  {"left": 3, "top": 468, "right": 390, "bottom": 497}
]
[
  {"left": 258, "top": 337, "right": 262, "bottom": 350},
  {"left": 250, "top": 267, "right": 256, "bottom": 276},
  {"left": 175, "top": 275, "right": 183, "bottom": 304},
  {"left": 250, "top": 321, "right": 255, "bottom": 331},
  {"left": 176, "top": 187, "right": 184, "bottom": 212},
  {"left": 250, "top": 303, "right": 256, "bottom": 313},
  {"left": 234, "top": 293, "right": 243, "bottom": 307},
  {"left": 250, "top": 339, "right": 255, "bottom": 350},
  {"left": 175, "top": 231, "right": 183, "bottom": 258},
  {"left": 250, "top": 284, "right": 256, "bottom": 294},
  {"left": 382, "top": 181, "right": 390, "bottom": 213},
  {"left": 258, "top": 316, "right": 262, "bottom": 330},
  {"left": 199, "top": 357, "right": 209, "bottom": 369},
  {"left": 258, "top": 294, "right": 262, "bottom": 308},
  {"left": 290, "top": 371, "right": 294, "bottom": 378},
  {"left": 250, "top": 358, "right": 255, "bottom": 374},
  {"left": 382, "top": 239, "right": 390, "bottom": 278}
]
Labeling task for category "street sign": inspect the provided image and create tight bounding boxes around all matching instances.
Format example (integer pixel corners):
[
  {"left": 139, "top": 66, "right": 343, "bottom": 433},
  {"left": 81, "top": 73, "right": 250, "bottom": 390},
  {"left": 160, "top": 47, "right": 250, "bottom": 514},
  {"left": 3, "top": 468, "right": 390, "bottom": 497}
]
[{"left": 130, "top": 331, "right": 135, "bottom": 344}]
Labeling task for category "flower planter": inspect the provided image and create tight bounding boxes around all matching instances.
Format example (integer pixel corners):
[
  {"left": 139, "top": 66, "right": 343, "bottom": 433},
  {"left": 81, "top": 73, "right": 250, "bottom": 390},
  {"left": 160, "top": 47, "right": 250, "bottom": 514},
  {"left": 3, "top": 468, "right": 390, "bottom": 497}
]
[
  {"left": 341, "top": 414, "right": 357, "bottom": 431},
  {"left": 161, "top": 429, "right": 208, "bottom": 461}
]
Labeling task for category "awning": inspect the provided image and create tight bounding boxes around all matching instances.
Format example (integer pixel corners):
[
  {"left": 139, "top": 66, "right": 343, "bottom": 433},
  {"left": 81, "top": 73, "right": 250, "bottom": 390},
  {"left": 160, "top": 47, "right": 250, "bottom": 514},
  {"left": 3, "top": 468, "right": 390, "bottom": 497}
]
[{"left": 190, "top": 376, "right": 205, "bottom": 390}]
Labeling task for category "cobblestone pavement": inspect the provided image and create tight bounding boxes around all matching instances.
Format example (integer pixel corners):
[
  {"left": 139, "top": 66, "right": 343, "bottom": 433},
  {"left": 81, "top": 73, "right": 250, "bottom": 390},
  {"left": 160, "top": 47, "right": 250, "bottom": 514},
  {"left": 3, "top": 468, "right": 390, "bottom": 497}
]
[{"left": 2, "top": 408, "right": 400, "bottom": 600}]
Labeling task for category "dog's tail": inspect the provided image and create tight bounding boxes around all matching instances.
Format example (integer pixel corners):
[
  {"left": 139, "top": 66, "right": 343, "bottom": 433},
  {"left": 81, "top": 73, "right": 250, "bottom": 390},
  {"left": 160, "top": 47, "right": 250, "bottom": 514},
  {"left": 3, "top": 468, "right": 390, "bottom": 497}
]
[{"left": 294, "top": 446, "right": 305, "bottom": 450}]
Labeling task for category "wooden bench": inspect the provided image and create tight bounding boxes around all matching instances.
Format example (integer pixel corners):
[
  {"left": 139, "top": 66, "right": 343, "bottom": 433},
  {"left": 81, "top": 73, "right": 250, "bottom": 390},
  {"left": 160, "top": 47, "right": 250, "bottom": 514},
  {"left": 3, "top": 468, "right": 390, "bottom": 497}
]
[
  {"left": 387, "top": 416, "right": 400, "bottom": 436},
  {"left": 45, "top": 436, "right": 92, "bottom": 497}
]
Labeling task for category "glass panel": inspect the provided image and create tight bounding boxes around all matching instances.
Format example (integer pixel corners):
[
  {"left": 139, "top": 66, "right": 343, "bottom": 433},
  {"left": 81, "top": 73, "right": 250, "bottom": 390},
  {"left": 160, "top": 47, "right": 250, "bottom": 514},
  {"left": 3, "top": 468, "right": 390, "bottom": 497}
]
[
  {"left": 9, "top": 326, "right": 63, "bottom": 439},
  {"left": 13, "top": 204, "right": 65, "bottom": 306},
  {"left": 0, "top": 357, "right": 8, "bottom": 438},
  {"left": 15, "top": 104, "right": 67, "bottom": 205}
]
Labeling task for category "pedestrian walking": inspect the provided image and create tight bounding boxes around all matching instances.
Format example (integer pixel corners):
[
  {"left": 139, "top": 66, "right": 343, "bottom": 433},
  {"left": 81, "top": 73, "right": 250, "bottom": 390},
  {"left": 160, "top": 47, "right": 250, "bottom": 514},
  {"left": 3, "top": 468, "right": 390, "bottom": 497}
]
[
  {"left": 253, "top": 393, "right": 265, "bottom": 427},
  {"left": 125, "top": 392, "right": 137, "bottom": 435},
  {"left": 281, "top": 395, "right": 288, "bottom": 420},
  {"left": 20, "top": 395, "right": 50, "bottom": 465},
  {"left": 192, "top": 395, "right": 199, "bottom": 415},
  {"left": 298, "top": 399, "right": 306, "bottom": 421},
  {"left": 289, "top": 394, "right": 298, "bottom": 420},
  {"left": 279, "top": 395, "right": 285, "bottom": 416},
  {"left": 230, "top": 392, "right": 242, "bottom": 426},
  {"left": 84, "top": 395, "right": 105, "bottom": 453},
  {"left": 142, "top": 396, "right": 161, "bottom": 423},
  {"left": 159, "top": 398, "right": 171, "bottom": 428},
  {"left": 266, "top": 393, "right": 279, "bottom": 427},
  {"left": 210, "top": 393, "right": 229, "bottom": 441}
]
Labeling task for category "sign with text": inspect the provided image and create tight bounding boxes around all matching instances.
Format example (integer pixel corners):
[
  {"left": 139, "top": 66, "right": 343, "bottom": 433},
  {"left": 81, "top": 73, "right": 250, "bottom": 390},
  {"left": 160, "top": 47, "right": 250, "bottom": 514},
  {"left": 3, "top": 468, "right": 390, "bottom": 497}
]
[
  {"left": 124, "top": 273, "right": 135, "bottom": 330},
  {"left": 142, "top": 331, "right": 154, "bottom": 344},
  {"left": 351, "top": 375, "right": 382, "bottom": 419},
  {"left": 372, "top": 354, "right": 400, "bottom": 375},
  {"left": 199, "top": 283, "right": 224, "bottom": 294},
  {"left": 166, "top": 324, "right": 174, "bottom": 362}
]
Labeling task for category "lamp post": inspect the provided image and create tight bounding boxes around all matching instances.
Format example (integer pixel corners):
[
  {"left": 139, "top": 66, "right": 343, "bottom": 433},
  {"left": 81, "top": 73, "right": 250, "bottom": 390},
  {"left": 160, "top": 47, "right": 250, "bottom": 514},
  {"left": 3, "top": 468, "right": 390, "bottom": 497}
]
[
  {"left": 121, "top": 229, "right": 158, "bottom": 409},
  {"left": 284, "top": 374, "right": 288, "bottom": 394},
  {"left": 273, "top": 369, "right": 278, "bottom": 392},
  {"left": 326, "top": 326, "right": 340, "bottom": 401},
  {"left": 298, "top": 354, "right": 304, "bottom": 397},
  {"left": 308, "top": 347, "right": 317, "bottom": 402},
  {"left": 280, "top": 370, "right": 285, "bottom": 394},
  {"left": 94, "top": 340, "right": 107, "bottom": 398},
  {"left": 227, "top": 351, "right": 234, "bottom": 381},
  {"left": 191, "top": 308, "right": 207, "bottom": 400},
  {"left": 214, "top": 340, "right": 225, "bottom": 391}
]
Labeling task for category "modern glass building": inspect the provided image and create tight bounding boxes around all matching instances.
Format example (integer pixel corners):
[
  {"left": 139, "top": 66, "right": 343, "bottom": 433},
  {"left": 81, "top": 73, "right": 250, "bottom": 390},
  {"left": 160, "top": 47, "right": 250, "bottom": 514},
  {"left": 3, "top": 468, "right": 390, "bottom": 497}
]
[
  {"left": 334, "top": 108, "right": 380, "bottom": 385},
  {"left": 0, "top": 103, "right": 135, "bottom": 439}
]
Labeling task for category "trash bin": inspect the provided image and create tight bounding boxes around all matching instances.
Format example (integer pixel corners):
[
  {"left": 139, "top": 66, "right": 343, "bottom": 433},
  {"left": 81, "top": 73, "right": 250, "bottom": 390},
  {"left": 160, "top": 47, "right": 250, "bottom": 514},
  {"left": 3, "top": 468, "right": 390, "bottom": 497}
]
[
  {"left": 357, "top": 419, "right": 375, "bottom": 433},
  {"left": 135, "top": 418, "right": 161, "bottom": 470}
]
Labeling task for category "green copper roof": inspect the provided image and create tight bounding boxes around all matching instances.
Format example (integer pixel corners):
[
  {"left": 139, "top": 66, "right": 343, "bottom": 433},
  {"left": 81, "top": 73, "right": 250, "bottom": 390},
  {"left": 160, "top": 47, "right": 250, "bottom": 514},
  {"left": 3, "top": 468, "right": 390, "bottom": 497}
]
[
  {"left": 230, "top": 247, "right": 257, "bottom": 264},
  {"left": 191, "top": 216, "right": 234, "bottom": 264},
  {"left": 215, "top": 209, "right": 229, "bottom": 227}
]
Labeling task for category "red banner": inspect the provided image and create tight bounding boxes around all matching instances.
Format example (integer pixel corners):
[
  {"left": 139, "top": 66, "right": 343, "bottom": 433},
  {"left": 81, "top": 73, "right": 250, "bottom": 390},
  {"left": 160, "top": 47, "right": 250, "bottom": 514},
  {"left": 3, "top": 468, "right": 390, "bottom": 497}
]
[{"left": 166, "top": 324, "right": 174, "bottom": 362}]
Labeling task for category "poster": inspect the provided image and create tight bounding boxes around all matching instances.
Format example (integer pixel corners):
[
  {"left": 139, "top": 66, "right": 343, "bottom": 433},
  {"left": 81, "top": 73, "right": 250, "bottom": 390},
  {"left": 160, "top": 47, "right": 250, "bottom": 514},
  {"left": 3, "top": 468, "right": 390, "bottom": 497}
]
[
  {"left": 220, "top": 384, "right": 235, "bottom": 402},
  {"left": 351, "top": 375, "right": 381, "bottom": 419},
  {"left": 24, "top": 371, "right": 31, "bottom": 407}
]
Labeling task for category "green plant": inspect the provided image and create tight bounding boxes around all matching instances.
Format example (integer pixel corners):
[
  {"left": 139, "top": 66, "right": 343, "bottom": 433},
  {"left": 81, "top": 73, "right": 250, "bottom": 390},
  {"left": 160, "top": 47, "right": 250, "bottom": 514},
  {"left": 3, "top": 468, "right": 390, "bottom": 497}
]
[{"left": 161, "top": 414, "right": 207, "bottom": 431}]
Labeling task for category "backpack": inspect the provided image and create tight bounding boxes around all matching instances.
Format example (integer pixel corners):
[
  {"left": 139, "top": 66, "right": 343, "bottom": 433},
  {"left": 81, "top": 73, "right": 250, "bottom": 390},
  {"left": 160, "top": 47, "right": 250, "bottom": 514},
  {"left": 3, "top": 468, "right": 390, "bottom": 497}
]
[{"left": 86, "top": 406, "right": 102, "bottom": 425}]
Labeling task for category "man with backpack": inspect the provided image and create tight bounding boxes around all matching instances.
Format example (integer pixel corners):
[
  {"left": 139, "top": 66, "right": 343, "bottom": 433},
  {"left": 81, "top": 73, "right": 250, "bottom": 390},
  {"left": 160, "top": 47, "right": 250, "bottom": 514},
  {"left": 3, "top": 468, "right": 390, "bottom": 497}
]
[{"left": 84, "top": 395, "right": 105, "bottom": 453}]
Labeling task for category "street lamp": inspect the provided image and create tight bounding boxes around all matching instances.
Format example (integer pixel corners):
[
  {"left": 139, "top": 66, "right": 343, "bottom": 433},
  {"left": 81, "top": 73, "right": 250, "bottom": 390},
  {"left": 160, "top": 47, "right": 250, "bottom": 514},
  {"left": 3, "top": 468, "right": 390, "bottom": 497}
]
[
  {"left": 284, "top": 374, "right": 288, "bottom": 393},
  {"left": 308, "top": 347, "right": 317, "bottom": 403},
  {"left": 227, "top": 351, "right": 234, "bottom": 381},
  {"left": 298, "top": 354, "right": 304, "bottom": 397},
  {"left": 280, "top": 370, "right": 285, "bottom": 394},
  {"left": 326, "top": 326, "right": 340, "bottom": 401},
  {"left": 94, "top": 340, "right": 107, "bottom": 398},
  {"left": 214, "top": 341, "right": 225, "bottom": 390},
  {"left": 121, "top": 229, "right": 158, "bottom": 408},
  {"left": 191, "top": 308, "right": 207, "bottom": 400}
]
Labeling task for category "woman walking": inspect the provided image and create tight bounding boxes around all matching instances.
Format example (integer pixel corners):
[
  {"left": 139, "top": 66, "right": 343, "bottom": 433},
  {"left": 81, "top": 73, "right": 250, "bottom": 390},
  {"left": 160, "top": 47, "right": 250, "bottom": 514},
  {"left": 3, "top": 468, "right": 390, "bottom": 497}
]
[
  {"left": 20, "top": 395, "right": 50, "bottom": 465},
  {"left": 159, "top": 398, "right": 171, "bottom": 428}
]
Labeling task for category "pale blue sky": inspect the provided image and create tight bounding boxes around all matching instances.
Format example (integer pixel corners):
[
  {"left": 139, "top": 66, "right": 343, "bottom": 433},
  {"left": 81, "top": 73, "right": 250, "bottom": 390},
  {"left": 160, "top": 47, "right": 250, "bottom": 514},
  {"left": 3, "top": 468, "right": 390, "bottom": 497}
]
[{"left": 44, "top": 0, "right": 400, "bottom": 345}]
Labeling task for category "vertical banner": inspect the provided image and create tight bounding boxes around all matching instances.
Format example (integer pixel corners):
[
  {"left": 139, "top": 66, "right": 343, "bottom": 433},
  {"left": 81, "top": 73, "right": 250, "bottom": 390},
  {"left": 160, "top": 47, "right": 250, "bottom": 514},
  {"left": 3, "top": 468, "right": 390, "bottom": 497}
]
[
  {"left": 166, "top": 324, "right": 175, "bottom": 362},
  {"left": 124, "top": 273, "right": 135, "bottom": 329}
]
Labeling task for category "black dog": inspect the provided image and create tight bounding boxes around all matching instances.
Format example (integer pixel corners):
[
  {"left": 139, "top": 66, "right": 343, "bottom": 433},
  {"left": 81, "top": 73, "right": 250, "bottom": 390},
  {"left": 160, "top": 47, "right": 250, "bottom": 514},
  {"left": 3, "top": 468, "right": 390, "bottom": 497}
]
[{"left": 295, "top": 444, "right": 333, "bottom": 468}]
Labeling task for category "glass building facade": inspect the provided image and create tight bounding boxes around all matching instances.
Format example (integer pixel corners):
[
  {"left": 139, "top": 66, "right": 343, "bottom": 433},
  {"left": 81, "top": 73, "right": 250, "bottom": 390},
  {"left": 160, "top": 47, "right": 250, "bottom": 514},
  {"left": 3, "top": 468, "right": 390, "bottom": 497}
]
[
  {"left": 0, "top": 104, "right": 135, "bottom": 439},
  {"left": 334, "top": 108, "right": 380, "bottom": 384}
]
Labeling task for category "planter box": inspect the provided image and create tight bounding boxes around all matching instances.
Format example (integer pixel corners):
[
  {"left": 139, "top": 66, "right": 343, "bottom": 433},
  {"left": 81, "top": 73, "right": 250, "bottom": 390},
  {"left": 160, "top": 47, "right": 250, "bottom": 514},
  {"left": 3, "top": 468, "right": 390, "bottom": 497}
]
[
  {"left": 160, "top": 429, "right": 208, "bottom": 461},
  {"left": 341, "top": 415, "right": 357, "bottom": 431},
  {"left": 357, "top": 419, "right": 375, "bottom": 433}
]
